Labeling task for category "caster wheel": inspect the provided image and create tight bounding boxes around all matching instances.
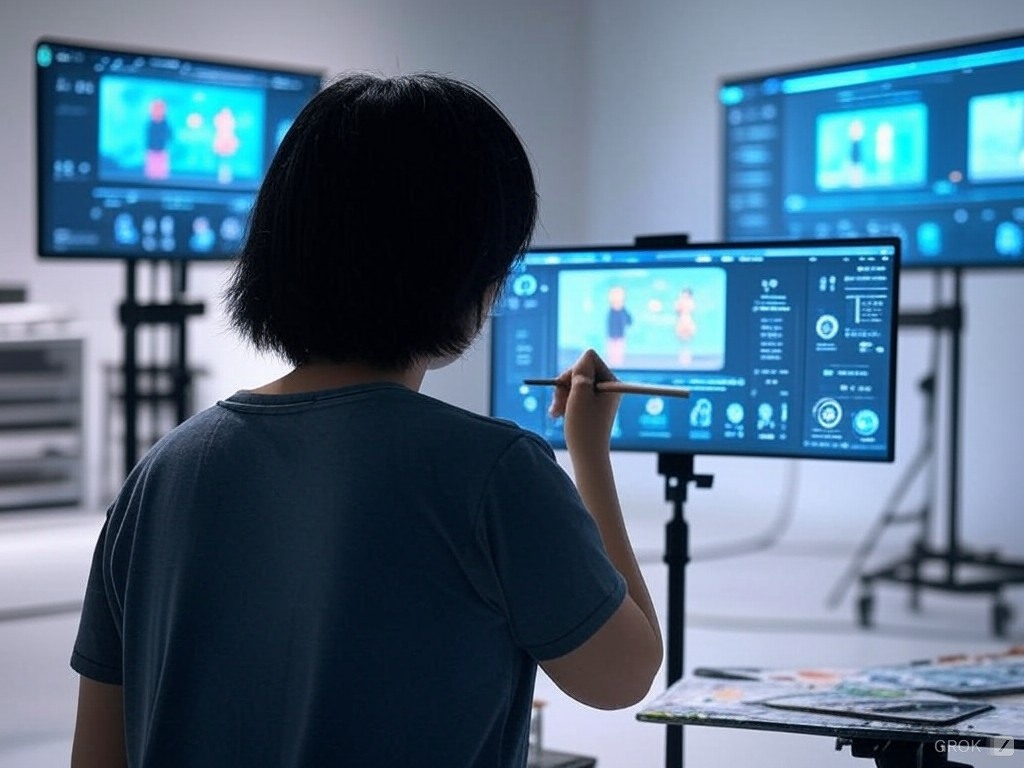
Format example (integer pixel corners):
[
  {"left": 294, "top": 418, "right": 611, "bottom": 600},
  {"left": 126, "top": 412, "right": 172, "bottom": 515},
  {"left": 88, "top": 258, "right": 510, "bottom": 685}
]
[
  {"left": 857, "top": 593, "right": 875, "bottom": 628},
  {"left": 993, "top": 602, "right": 1013, "bottom": 637}
]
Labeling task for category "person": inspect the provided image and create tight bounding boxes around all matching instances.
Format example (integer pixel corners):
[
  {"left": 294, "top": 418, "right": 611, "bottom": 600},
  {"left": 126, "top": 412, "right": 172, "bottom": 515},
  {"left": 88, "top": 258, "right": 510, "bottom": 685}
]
[
  {"left": 70, "top": 72, "right": 662, "bottom": 768},
  {"left": 143, "top": 98, "right": 172, "bottom": 180},
  {"left": 605, "top": 284, "right": 633, "bottom": 366},
  {"left": 674, "top": 287, "right": 697, "bottom": 366}
]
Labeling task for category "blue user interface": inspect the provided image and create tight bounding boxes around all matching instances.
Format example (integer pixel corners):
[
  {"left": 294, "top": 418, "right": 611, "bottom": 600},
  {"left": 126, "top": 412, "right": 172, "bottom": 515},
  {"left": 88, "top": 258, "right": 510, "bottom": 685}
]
[
  {"left": 721, "top": 32, "right": 1024, "bottom": 269},
  {"left": 36, "top": 39, "right": 322, "bottom": 260},
  {"left": 490, "top": 239, "right": 900, "bottom": 461}
]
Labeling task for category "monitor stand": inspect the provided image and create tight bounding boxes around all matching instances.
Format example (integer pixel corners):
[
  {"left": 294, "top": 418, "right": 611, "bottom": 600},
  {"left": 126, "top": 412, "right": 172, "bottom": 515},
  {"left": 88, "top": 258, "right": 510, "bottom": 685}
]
[
  {"left": 829, "top": 268, "right": 1024, "bottom": 636},
  {"left": 118, "top": 259, "right": 205, "bottom": 478},
  {"left": 657, "top": 452, "right": 713, "bottom": 768}
]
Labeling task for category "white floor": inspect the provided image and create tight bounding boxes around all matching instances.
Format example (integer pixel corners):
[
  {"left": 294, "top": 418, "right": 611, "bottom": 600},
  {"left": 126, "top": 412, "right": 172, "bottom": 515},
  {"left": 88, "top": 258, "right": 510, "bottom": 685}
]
[{"left": 1, "top": 506, "right": 1021, "bottom": 768}]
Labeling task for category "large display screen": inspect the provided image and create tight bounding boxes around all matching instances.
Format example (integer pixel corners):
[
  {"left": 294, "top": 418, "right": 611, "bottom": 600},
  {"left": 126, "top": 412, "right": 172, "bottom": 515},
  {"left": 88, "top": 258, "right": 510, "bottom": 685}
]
[
  {"left": 36, "top": 38, "right": 322, "bottom": 260},
  {"left": 721, "top": 32, "right": 1024, "bottom": 269},
  {"left": 491, "top": 238, "right": 900, "bottom": 461}
]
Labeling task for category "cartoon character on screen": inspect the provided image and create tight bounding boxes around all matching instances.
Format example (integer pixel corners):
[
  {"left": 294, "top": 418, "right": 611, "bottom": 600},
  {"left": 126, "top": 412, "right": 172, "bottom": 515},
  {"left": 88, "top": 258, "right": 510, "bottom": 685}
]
[
  {"left": 874, "top": 121, "right": 895, "bottom": 185},
  {"left": 846, "top": 118, "right": 865, "bottom": 188},
  {"left": 674, "top": 287, "right": 697, "bottom": 366},
  {"left": 1020, "top": 99, "right": 1024, "bottom": 168},
  {"left": 144, "top": 99, "right": 173, "bottom": 180},
  {"left": 212, "top": 107, "right": 241, "bottom": 184},
  {"left": 605, "top": 285, "right": 633, "bottom": 367}
]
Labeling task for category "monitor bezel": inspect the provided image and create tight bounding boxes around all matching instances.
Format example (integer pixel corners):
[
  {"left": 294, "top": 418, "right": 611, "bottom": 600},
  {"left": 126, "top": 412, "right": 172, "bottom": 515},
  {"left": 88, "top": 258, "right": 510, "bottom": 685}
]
[
  {"left": 718, "top": 30, "right": 1024, "bottom": 271},
  {"left": 490, "top": 236, "right": 901, "bottom": 462},
  {"left": 35, "top": 36, "right": 324, "bottom": 262}
]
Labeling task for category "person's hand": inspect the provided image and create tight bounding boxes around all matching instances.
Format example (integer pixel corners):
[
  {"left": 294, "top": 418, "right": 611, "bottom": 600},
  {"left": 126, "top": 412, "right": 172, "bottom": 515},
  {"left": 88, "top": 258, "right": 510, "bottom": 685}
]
[{"left": 548, "top": 349, "right": 622, "bottom": 459}]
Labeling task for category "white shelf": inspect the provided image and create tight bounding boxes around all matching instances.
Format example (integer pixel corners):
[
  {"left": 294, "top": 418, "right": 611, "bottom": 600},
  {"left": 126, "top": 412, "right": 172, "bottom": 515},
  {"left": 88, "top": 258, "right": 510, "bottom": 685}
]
[{"left": 0, "top": 337, "right": 84, "bottom": 511}]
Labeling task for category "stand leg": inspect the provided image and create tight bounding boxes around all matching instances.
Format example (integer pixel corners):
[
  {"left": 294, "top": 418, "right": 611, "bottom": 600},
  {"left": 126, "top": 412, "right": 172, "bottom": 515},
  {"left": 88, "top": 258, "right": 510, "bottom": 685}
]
[
  {"left": 122, "top": 261, "right": 139, "bottom": 478},
  {"left": 657, "top": 453, "right": 712, "bottom": 768},
  {"left": 664, "top": 512, "right": 687, "bottom": 768}
]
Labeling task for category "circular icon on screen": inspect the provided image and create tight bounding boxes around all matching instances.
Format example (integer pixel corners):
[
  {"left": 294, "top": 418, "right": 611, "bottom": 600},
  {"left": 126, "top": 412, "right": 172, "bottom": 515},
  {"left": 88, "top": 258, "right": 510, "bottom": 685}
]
[
  {"left": 726, "top": 402, "right": 744, "bottom": 425},
  {"left": 113, "top": 213, "right": 138, "bottom": 246},
  {"left": 852, "top": 409, "right": 880, "bottom": 437},
  {"left": 220, "top": 216, "right": 244, "bottom": 242},
  {"left": 996, "top": 221, "right": 1024, "bottom": 258},
  {"left": 815, "top": 314, "right": 840, "bottom": 341},
  {"left": 512, "top": 274, "right": 538, "bottom": 297},
  {"left": 813, "top": 398, "right": 843, "bottom": 430},
  {"left": 645, "top": 397, "right": 665, "bottom": 417}
]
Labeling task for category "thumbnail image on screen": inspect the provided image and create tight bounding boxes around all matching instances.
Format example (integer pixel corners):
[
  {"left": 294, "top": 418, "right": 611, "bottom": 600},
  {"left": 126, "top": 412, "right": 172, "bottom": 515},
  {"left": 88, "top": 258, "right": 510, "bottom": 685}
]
[
  {"left": 968, "top": 90, "right": 1024, "bottom": 183},
  {"left": 97, "top": 76, "right": 265, "bottom": 188},
  {"left": 721, "top": 31, "right": 1024, "bottom": 269},
  {"left": 490, "top": 238, "right": 900, "bottom": 461},
  {"left": 36, "top": 38, "right": 322, "bottom": 260},
  {"left": 556, "top": 267, "right": 726, "bottom": 372},
  {"left": 815, "top": 104, "right": 928, "bottom": 192}
]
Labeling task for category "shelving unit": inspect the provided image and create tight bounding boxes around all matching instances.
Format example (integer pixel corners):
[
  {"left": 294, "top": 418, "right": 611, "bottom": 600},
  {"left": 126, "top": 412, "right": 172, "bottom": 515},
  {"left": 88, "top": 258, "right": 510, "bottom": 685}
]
[{"left": 0, "top": 335, "right": 84, "bottom": 510}]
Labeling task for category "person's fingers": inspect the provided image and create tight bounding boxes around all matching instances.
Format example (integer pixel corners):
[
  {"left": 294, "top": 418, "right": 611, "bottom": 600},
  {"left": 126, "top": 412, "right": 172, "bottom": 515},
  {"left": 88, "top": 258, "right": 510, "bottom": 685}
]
[
  {"left": 549, "top": 365, "right": 574, "bottom": 416},
  {"left": 550, "top": 349, "right": 618, "bottom": 416},
  {"left": 588, "top": 350, "right": 617, "bottom": 384}
]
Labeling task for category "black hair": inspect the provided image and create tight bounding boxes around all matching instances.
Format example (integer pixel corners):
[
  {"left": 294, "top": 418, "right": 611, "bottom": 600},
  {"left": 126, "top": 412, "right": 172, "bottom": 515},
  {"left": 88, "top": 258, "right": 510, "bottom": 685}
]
[{"left": 225, "top": 72, "right": 538, "bottom": 370}]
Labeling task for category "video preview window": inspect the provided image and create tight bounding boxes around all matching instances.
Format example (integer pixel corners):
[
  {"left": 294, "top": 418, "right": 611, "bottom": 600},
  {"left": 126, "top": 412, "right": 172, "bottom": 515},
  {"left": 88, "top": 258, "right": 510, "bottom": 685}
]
[
  {"left": 556, "top": 268, "right": 727, "bottom": 371},
  {"left": 98, "top": 76, "right": 266, "bottom": 188}
]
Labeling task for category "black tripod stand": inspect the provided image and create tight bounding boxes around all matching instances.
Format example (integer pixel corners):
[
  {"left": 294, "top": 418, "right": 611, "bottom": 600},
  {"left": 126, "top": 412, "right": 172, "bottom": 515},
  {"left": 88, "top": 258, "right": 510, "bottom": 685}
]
[
  {"left": 658, "top": 452, "right": 713, "bottom": 768},
  {"left": 829, "top": 268, "right": 1024, "bottom": 636}
]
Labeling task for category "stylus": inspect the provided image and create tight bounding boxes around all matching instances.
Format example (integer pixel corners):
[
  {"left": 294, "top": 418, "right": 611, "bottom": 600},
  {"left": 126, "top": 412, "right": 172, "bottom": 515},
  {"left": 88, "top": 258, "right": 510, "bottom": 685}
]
[{"left": 522, "top": 379, "right": 690, "bottom": 398}]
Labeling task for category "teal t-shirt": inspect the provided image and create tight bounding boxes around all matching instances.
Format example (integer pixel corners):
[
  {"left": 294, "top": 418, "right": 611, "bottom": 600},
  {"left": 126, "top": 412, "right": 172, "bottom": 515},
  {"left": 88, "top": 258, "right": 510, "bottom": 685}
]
[{"left": 72, "top": 383, "right": 625, "bottom": 768}]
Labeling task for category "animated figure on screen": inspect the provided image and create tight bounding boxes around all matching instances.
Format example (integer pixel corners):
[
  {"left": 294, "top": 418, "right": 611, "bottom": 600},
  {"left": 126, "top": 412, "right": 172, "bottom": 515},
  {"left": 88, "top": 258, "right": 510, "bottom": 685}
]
[
  {"left": 1019, "top": 101, "right": 1024, "bottom": 168},
  {"left": 213, "top": 107, "right": 241, "bottom": 184},
  {"left": 846, "top": 118, "right": 865, "bottom": 188},
  {"left": 144, "top": 99, "right": 173, "bottom": 180},
  {"left": 606, "top": 285, "right": 633, "bottom": 366},
  {"left": 873, "top": 121, "right": 895, "bottom": 185},
  {"left": 674, "top": 287, "right": 697, "bottom": 366}
]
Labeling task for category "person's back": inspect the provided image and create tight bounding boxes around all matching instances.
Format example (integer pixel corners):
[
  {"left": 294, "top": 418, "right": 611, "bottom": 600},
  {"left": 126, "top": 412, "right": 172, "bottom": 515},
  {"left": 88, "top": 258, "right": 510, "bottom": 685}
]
[{"left": 70, "top": 72, "right": 662, "bottom": 768}]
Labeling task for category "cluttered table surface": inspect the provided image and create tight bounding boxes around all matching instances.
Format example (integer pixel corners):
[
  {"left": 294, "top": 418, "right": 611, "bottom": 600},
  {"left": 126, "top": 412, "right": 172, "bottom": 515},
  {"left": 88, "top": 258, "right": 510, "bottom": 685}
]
[{"left": 637, "top": 647, "right": 1024, "bottom": 765}]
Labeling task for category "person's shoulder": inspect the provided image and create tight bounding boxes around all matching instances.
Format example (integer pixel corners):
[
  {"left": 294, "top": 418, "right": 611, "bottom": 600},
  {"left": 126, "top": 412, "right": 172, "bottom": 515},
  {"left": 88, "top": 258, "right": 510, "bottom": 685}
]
[
  {"left": 135, "top": 403, "right": 231, "bottom": 467},
  {"left": 407, "top": 390, "right": 554, "bottom": 456}
]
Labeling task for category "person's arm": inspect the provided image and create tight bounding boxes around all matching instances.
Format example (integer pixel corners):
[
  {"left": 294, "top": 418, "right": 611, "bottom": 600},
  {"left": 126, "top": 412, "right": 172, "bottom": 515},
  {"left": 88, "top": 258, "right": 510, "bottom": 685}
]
[
  {"left": 71, "top": 677, "right": 127, "bottom": 768},
  {"left": 540, "top": 349, "right": 663, "bottom": 710}
]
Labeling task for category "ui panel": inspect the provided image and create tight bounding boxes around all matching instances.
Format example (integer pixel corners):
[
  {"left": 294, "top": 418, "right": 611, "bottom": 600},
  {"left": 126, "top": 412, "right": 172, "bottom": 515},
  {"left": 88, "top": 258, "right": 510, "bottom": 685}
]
[{"left": 491, "top": 239, "right": 900, "bottom": 461}]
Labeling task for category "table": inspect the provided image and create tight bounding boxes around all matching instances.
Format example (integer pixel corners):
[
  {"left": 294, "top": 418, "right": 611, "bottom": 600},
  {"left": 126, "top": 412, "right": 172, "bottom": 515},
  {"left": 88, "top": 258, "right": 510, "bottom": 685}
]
[{"left": 637, "top": 650, "right": 1024, "bottom": 767}]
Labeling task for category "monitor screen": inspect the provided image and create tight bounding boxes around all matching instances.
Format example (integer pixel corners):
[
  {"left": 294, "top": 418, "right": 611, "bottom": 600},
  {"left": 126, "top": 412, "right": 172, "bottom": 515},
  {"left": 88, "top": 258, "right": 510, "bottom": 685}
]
[
  {"left": 490, "top": 238, "right": 900, "bottom": 461},
  {"left": 721, "top": 31, "right": 1024, "bottom": 269},
  {"left": 35, "top": 38, "right": 322, "bottom": 260}
]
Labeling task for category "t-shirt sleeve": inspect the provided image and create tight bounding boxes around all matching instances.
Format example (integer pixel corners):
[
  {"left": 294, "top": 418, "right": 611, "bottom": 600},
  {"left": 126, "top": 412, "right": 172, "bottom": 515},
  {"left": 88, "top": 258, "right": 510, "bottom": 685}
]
[
  {"left": 476, "top": 434, "right": 626, "bottom": 661},
  {"left": 70, "top": 516, "right": 124, "bottom": 684}
]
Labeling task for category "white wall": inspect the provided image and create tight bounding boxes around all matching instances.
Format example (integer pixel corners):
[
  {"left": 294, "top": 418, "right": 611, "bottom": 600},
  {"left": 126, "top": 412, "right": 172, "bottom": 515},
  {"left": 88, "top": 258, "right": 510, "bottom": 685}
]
[
  {"left": 584, "top": 0, "right": 1024, "bottom": 555},
  {"left": 5, "top": 2, "right": 1024, "bottom": 766},
  {"left": 1, "top": 0, "right": 590, "bottom": 507}
]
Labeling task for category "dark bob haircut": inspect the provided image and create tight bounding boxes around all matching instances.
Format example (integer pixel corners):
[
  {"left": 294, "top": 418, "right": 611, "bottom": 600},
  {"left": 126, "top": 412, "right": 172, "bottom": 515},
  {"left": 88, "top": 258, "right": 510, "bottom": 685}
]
[{"left": 225, "top": 72, "right": 538, "bottom": 370}]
